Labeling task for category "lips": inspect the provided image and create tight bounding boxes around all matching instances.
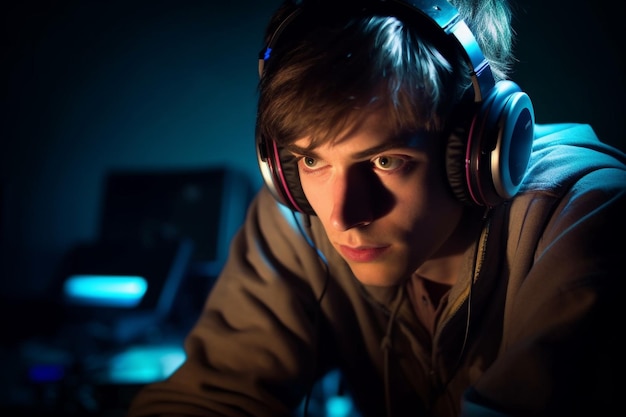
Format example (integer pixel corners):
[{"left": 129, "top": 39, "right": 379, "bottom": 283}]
[{"left": 338, "top": 244, "right": 389, "bottom": 262}]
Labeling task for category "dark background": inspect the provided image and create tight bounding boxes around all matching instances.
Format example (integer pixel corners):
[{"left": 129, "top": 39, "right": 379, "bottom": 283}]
[{"left": 1, "top": 0, "right": 624, "bottom": 416}]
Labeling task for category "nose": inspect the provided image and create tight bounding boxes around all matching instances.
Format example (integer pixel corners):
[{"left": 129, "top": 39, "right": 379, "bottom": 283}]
[{"left": 329, "top": 166, "right": 376, "bottom": 231}]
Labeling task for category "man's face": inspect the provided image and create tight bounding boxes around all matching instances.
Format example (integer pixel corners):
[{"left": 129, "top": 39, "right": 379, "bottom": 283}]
[{"left": 289, "top": 110, "right": 465, "bottom": 286}]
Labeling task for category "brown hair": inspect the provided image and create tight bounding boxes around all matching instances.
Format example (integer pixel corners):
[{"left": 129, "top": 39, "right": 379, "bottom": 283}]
[{"left": 257, "top": 0, "right": 514, "bottom": 147}]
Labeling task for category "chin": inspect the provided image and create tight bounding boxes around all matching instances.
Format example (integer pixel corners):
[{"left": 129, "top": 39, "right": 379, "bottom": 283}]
[{"left": 350, "top": 264, "right": 407, "bottom": 287}]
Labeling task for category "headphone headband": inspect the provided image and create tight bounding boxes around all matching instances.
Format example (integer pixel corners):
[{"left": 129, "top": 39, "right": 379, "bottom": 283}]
[
  {"left": 387, "top": 0, "right": 495, "bottom": 100},
  {"left": 259, "top": 0, "right": 495, "bottom": 101}
]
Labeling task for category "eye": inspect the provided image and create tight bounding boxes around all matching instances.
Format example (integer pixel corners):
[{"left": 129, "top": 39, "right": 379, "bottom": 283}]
[
  {"left": 303, "top": 156, "right": 317, "bottom": 168},
  {"left": 372, "top": 155, "right": 405, "bottom": 171},
  {"left": 297, "top": 155, "right": 327, "bottom": 173}
]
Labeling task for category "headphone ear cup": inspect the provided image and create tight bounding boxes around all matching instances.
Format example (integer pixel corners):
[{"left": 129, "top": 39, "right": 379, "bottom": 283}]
[
  {"left": 461, "top": 80, "right": 535, "bottom": 207},
  {"left": 256, "top": 134, "right": 314, "bottom": 214}
]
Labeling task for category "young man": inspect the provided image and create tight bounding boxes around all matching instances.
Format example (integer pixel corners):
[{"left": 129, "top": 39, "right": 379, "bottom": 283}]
[{"left": 128, "top": 0, "right": 626, "bottom": 416}]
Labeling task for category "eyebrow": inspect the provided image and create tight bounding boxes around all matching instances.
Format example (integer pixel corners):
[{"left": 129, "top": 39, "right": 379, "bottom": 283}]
[
  {"left": 286, "top": 133, "right": 429, "bottom": 159},
  {"left": 285, "top": 143, "right": 320, "bottom": 157}
]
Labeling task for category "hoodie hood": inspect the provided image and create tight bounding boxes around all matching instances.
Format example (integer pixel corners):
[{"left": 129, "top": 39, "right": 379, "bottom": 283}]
[{"left": 521, "top": 123, "right": 626, "bottom": 195}]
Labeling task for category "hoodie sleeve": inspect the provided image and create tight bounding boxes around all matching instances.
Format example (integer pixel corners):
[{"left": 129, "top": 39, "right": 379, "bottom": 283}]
[{"left": 127, "top": 187, "right": 332, "bottom": 417}]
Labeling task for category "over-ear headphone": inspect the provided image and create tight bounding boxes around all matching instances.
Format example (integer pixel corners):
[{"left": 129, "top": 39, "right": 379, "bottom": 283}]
[{"left": 256, "top": 0, "right": 535, "bottom": 212}]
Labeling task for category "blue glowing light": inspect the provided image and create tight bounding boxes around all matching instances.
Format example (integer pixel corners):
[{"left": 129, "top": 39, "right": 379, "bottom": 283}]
[
  {"left": 326, "top": 395, "right": 354, "bottom": 417},
  {"left": 263, "top": 46, "right": 272, "bottom": 61},
  {"left": 106, "top": 345, "right": 186, "bottom": 384},
  {"left": 63, "top": 275, "right": 148, "bottom": 308}
]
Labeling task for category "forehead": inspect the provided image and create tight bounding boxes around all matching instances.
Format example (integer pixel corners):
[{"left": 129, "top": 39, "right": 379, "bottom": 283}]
[{"left": 290, "top": 109, "right": 435, "bottom": 152}]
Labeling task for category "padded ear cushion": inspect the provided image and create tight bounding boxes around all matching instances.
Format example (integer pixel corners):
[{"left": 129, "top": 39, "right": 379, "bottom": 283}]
[
  {"left": 256, "top": 134, "right": 314, "bottom": 214},
  {"left": 275, "top": 144, "right": 314, "bottom": 214},
  {"left": 445, "top": 127, "right": 473, "bottom": 204},
  {"left": 464, "top": 80, "right": 535, "bottom": 207}
]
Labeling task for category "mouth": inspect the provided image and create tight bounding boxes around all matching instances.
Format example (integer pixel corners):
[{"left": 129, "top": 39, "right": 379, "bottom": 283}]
[{"left": 338, "top": 244, "right": 389, "bottom": 263}]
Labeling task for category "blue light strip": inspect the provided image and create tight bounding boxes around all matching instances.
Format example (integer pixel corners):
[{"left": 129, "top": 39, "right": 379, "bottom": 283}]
[{"left": 63, "top": 275, "right": 148, "bottom": 308}]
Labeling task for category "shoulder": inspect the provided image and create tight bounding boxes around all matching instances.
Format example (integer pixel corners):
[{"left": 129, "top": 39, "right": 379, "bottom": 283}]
[
  {"left": 505, "top": 123, "right": 626, "bottom": 249},
  {"left": 519, "top": 123, "right": 626, "bottom": 197}
]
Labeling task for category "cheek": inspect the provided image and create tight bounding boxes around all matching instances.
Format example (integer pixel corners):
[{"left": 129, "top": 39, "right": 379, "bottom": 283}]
[
  {"left": 401, "top": 161, "right": 457, "bottom": 211},
  {"left": 401, "top": 168, "right": 464, "bottom": 235},
  {"left": 300, "top": 176, "right": 327, "bottom": 215}
]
